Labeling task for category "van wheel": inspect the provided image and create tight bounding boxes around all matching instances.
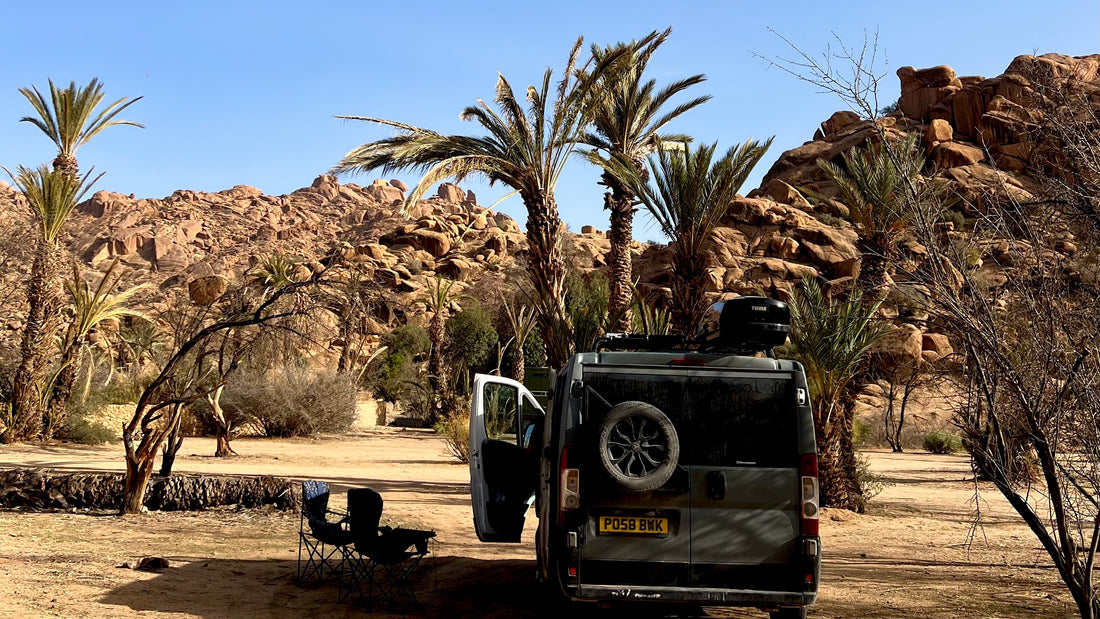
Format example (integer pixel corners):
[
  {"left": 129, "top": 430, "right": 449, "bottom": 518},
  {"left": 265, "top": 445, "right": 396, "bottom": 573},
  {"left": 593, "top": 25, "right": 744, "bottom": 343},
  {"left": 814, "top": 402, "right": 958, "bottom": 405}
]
[
  {"left": 597, "top": 401, "right": 679, "bottom": 492},
  {"left": 770, "top": 606, "right": 807, "bottom": 619}
]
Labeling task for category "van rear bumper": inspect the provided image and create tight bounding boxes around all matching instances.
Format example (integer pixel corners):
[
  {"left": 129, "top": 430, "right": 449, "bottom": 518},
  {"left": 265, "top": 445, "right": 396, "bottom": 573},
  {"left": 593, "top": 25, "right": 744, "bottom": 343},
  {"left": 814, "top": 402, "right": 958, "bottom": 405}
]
[{"left": 571, "top": 584, "right": 816, "bottom": 606}]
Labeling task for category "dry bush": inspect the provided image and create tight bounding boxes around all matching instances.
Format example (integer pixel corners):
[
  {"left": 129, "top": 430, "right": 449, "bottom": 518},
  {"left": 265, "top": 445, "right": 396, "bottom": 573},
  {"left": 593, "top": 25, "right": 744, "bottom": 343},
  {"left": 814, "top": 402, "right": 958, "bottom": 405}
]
[
  {"left": 436, "top": 411, "right": 470, "bottom": 463},
  {"left": 221, "top": 366, "right": 357, "bottom": 437}
]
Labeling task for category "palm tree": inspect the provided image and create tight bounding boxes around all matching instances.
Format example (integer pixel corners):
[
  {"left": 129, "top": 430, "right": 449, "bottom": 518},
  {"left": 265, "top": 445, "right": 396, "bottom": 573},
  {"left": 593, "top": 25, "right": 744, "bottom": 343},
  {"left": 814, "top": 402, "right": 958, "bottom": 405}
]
[
  {"left": 582, "top": 28, "right": 711, "bottom": 333},
  {"left": 784, "top": 279, "right": 885, "bottom": 512},
  {"left": 331, "top": 38, "right": 628, "bottom": 369},
  {"left": 19, "top": 78, "right": 143, "bottom": 176},
  {"left": 3, "top": 166, "right": 100, "bottom": 442},
  {"left": 45, "top": 261, "right": 150, "bottom": 437},
  {"left": 423, "top": 275, "right": 458, "bottom": 414},
  {"left": 616, "top": 139, "right": 772, "bottom": 337},
  {"left": 812, "top": 134, "right": 925, "bottom": 298},
  {"left": 502, "top": 300, "right": 537, "bottom": 383}
]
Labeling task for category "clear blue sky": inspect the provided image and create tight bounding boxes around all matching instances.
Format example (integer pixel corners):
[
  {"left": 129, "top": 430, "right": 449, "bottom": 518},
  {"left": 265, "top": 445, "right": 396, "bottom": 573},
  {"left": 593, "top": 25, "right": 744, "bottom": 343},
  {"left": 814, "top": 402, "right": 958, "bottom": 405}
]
[{"left": 2, "top": 1, "right": 1096, "bottom": 236}]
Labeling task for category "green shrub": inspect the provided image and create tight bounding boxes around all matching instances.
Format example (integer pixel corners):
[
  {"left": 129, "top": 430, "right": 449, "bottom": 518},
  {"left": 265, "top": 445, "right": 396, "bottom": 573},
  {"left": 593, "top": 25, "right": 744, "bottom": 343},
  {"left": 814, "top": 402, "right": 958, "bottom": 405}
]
[
  {"left": 856, "top": 452, "right": 892, "bottom": 501},
  {"left": 222, "top": 367, "right": 357, "bottom": 437},
  {"left": 56, "top": 401, "right": 117, "bottom": 445},
  {"left": 445, "top": 303, "right": 499, "bottom": 377},
  {"left": 923, "top": 431, "right": 962, "bottom": 454},
  {"left": 942, "top": 210, "right": 966, "bottom": 230},
  {"left": 853, "top": 417, "right": 873, "bottom": 447},
  {"left": 814, "top": 213, "right": 847, "bottom": 228},
  {"left": 381, "top": 325, "right": 430, "bottom": 359}
]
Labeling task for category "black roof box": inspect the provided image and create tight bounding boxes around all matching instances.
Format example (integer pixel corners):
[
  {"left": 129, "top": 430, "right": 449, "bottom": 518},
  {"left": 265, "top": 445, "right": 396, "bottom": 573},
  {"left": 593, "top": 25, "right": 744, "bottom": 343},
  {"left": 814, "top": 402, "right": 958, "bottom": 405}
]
[{"left": 698, "top": 296, "right": 790, "bottom": 352}]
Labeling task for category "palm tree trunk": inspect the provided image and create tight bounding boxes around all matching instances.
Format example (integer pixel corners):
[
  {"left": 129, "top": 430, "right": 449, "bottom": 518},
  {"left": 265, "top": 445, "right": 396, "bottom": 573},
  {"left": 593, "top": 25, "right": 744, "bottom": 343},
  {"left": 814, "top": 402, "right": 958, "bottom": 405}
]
[
  {"left": 510, "top": 345, "right": 525, "bottom": 384},
  {"left": 524, "top": 193, "right": 573, "bottom": 369},
  {"left": 603, "top": 174, "right": 635, "bottom": 334},
  {"left": 823, "top": 386, "right": 866, "bottom": 512},
  {"left": 428, "top": 311, "right": 446, "bottom": 393},
  {"left": 855, "top": 235, "right": 892, "bottom": 301},
  {"left": 668, "top": 246, "right": 709, "bottom": 338},
  {"left": 827, "top": 234, "right": 892, "bottom": 511},
  {"left": 8, "top": 239, "right": 64, "bottom": 442},
  {"left": 52, "top": 153, "right": 79, "bottom": 177}
]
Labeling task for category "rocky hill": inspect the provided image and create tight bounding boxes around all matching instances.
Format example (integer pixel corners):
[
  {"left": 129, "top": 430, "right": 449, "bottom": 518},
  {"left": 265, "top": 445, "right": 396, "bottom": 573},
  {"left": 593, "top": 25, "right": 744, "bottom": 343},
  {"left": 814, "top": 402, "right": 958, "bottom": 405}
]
[{"left": 0, "top": 52, "right": 1095, "bottom": 373}]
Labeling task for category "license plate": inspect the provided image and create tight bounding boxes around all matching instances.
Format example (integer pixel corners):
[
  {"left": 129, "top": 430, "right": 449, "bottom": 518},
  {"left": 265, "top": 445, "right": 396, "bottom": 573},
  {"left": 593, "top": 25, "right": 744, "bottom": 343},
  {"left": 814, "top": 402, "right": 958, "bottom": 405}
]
[{"left": 598, "top": 516, "right": 668, "bottom": 535}]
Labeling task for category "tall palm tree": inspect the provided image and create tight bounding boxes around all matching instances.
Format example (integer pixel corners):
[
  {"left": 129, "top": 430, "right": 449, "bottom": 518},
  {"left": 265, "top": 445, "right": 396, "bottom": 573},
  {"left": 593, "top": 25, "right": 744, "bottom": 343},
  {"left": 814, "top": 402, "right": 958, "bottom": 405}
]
[
  {"left": 616, "top": 139, "right": 772, "bottom": 337},
  {"left": 784, "top": 279, "right": 885, "bottom": 512},
  {"left": 582, "top": 28, "right": 711, "bottom": 333},
  {"left": 19, "top": 78, "right": 143, "bottom": 176},
  {"left": 813, "top": 134, "right": 925, "bottom": 298},
  {"left": 423, "top": 275, "right": 458, "bottom": 400},
  {"left": 331, "top": 38, "right": 628, "bottom": 369},
  {"left": 3, "top": 166, "right": 100, "bottom": 442},
  {"left": 45, "top": 261, "right": 151, "bottom": 437}
]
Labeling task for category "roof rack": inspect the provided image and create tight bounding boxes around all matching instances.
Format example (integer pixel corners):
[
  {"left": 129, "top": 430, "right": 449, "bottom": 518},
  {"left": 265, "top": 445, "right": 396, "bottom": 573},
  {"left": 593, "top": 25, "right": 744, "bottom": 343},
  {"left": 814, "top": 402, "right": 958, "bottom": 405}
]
[{"left": 593, "top": 333, "right": 687, "bottom": 353}]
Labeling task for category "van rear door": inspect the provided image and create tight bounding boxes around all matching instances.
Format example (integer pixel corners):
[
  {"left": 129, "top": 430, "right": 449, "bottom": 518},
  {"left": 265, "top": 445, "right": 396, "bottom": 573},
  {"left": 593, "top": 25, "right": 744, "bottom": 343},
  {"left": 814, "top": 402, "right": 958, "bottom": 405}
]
[
  {"left": 468, "top": 374, "right": 544, "bottom": 542},
  {"left": 686, "top": 373, "right": 802, "bottom": 590}
]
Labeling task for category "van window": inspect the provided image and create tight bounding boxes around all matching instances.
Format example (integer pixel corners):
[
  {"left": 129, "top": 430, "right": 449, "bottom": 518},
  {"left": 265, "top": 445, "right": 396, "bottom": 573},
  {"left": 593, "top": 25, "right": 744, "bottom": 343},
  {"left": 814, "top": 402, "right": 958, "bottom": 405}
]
[
  {"left": 583, "top": 370, "right": 797, "bottom": 468},
  {"left": 483, "top": 382, "right": 519, "bottom": 442}
]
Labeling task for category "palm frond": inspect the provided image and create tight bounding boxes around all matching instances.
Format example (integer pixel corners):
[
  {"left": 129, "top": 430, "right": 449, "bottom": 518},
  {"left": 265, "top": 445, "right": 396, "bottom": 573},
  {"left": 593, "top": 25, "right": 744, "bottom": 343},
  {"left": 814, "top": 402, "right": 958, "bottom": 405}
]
[
  {"left": 18, "top": 78, "right": 142, "bottom": 167},
  {"left": 5, "top": 165, "right": 101, "bottom": 241},
  {"left": 64, "top": 260, "right": 151, "bottom": 345}
]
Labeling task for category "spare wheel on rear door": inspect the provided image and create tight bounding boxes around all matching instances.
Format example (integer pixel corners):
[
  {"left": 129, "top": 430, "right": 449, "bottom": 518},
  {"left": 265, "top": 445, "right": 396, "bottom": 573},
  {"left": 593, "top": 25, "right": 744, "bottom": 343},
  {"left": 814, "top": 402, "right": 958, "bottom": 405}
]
[{"left": 597, "top": 401, "right": 680, "bottom": 492}]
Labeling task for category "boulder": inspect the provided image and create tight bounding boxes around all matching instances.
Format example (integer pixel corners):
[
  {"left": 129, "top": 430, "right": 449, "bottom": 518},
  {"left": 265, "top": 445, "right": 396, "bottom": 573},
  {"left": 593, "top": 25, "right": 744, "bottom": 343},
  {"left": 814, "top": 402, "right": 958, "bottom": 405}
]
[
  {"left": 820, "top": 110, "right": 862, "bottom": 139},
  {"left": 189, "top": 275, "right": 228, "bottom": 306},
  {"left": 897, "top": 65, "right": 959, "bottom": 120},
  {"left": 402, "top": 229, "right": 451, "bottom": 258},
  {"left": 388, "top": 179, "right": 409, "bottom": 192},
  {"left": 924, "top": 118, "right": 953, "bottom": 145},
  {"left": 951, "top": 87, "right": 989, "bottom": 137},
  {"left": 932, "top": 142, "right": 985, "bottom": 169},
  {"left": 922, "top": 333, "right": 954, "bottom": 358},
  {"left": 365, "top": 179, "right": 404, "bottom": 203},
  {"left": 310, "top": 175, "right": 340, "bottom": 201},
  {"left": 437, "top": 257, "right": 473, "bottom": 281},
  {"left": 437, "top": 183, "right": 465, "bottom": 202},
  {"left": 870, "top": 323, "right": 924, "bottom": 375}
]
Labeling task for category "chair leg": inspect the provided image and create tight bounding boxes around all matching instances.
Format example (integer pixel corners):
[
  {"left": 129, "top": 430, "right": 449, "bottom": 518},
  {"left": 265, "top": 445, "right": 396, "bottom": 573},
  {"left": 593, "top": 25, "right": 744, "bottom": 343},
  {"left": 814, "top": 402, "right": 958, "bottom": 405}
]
[
  {"left": 296, "top": 534, "right": 327, "bottom": 586},
  {"left": 338, "top": 550, "right": 376, "bottom": 608},
  {"left": 372, "top": 555, "right": 425, "bottom": 608}
]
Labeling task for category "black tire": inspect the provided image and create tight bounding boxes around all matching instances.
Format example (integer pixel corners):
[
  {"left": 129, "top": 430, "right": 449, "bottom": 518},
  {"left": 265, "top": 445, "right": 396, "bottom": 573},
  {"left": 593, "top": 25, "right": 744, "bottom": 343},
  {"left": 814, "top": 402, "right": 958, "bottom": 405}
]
[
  {"left": 597, "top": 401, "right": 679, "bottom": 492},
  {"left": 770, "top": 606, "right": 808, "bottom": 619}
]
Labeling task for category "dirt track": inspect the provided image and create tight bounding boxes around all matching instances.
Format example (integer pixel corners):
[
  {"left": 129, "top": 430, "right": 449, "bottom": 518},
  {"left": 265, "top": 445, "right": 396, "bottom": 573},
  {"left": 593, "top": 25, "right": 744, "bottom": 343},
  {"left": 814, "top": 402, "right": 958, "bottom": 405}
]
[{"left": 0, "top": 429, "right": 1074, "bottom": 618}]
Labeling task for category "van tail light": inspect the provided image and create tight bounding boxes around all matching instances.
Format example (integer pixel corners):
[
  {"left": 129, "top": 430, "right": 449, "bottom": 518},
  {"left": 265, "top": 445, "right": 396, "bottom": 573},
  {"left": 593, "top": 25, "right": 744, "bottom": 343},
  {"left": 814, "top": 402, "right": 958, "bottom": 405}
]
[
  {"left": 560, "top": 446, "right": 580, "bottom": 512},
  {"left": 800, "top": 453, "right": 819, "bottom": 536}
]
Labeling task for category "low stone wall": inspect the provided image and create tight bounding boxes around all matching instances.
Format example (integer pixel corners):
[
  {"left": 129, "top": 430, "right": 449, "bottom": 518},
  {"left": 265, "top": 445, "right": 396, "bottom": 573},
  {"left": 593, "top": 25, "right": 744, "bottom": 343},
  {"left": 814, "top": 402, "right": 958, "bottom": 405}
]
[{"left": 0, "top": 468, "right": 298, "bottom": 512}]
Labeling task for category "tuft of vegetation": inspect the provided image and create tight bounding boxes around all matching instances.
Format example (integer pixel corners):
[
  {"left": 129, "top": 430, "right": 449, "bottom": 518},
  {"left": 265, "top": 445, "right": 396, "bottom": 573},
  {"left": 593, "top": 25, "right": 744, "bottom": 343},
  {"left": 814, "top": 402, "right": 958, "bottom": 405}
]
[
  {"left": 57, "top": 414, "right": 116, "bottom": 445},
  {"left": 940, "top": 209, "right": 966, "bottom": 230},
  {"left": 853, "top": 417, "right": 873, "bottom": 447},
  {"left": 855, "top": 452, "right": 892, "bottom": 501},
  {"left": 923, "top": 431, "right": 962, "bottom": 454},
  {"left": 435, "top": 411, "right": 470, "bottom": 463},
  {"left": 445, "top": 302, "right": 498, "bottom": 390},
  {"left": 222, "top": 366, "right": 357, "bottom": 437}
]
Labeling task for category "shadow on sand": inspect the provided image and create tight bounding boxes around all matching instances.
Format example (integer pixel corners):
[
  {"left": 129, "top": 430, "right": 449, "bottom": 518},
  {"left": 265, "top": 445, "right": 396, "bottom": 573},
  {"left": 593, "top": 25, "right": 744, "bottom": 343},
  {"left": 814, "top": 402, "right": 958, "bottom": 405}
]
[{"left": 99, "top": 556, "right": 716, "bottom": 618}]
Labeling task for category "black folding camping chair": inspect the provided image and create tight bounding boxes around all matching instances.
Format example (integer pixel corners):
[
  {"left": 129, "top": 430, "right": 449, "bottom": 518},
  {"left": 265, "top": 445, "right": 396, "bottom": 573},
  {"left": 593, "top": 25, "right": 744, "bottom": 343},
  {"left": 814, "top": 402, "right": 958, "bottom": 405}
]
[
  {"left": 296, "top": 480, "right": 354, "bottom": 585},
  {"left": 339, "top": 487, "right": 435, "bottom": 609}
]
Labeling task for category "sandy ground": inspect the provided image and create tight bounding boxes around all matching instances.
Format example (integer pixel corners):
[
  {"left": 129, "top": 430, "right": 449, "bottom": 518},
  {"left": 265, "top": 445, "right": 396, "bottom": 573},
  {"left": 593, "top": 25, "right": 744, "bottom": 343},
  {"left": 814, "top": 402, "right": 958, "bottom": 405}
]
[{"left": 0, "top": 429, "right": 1075, "bottom": 619}]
